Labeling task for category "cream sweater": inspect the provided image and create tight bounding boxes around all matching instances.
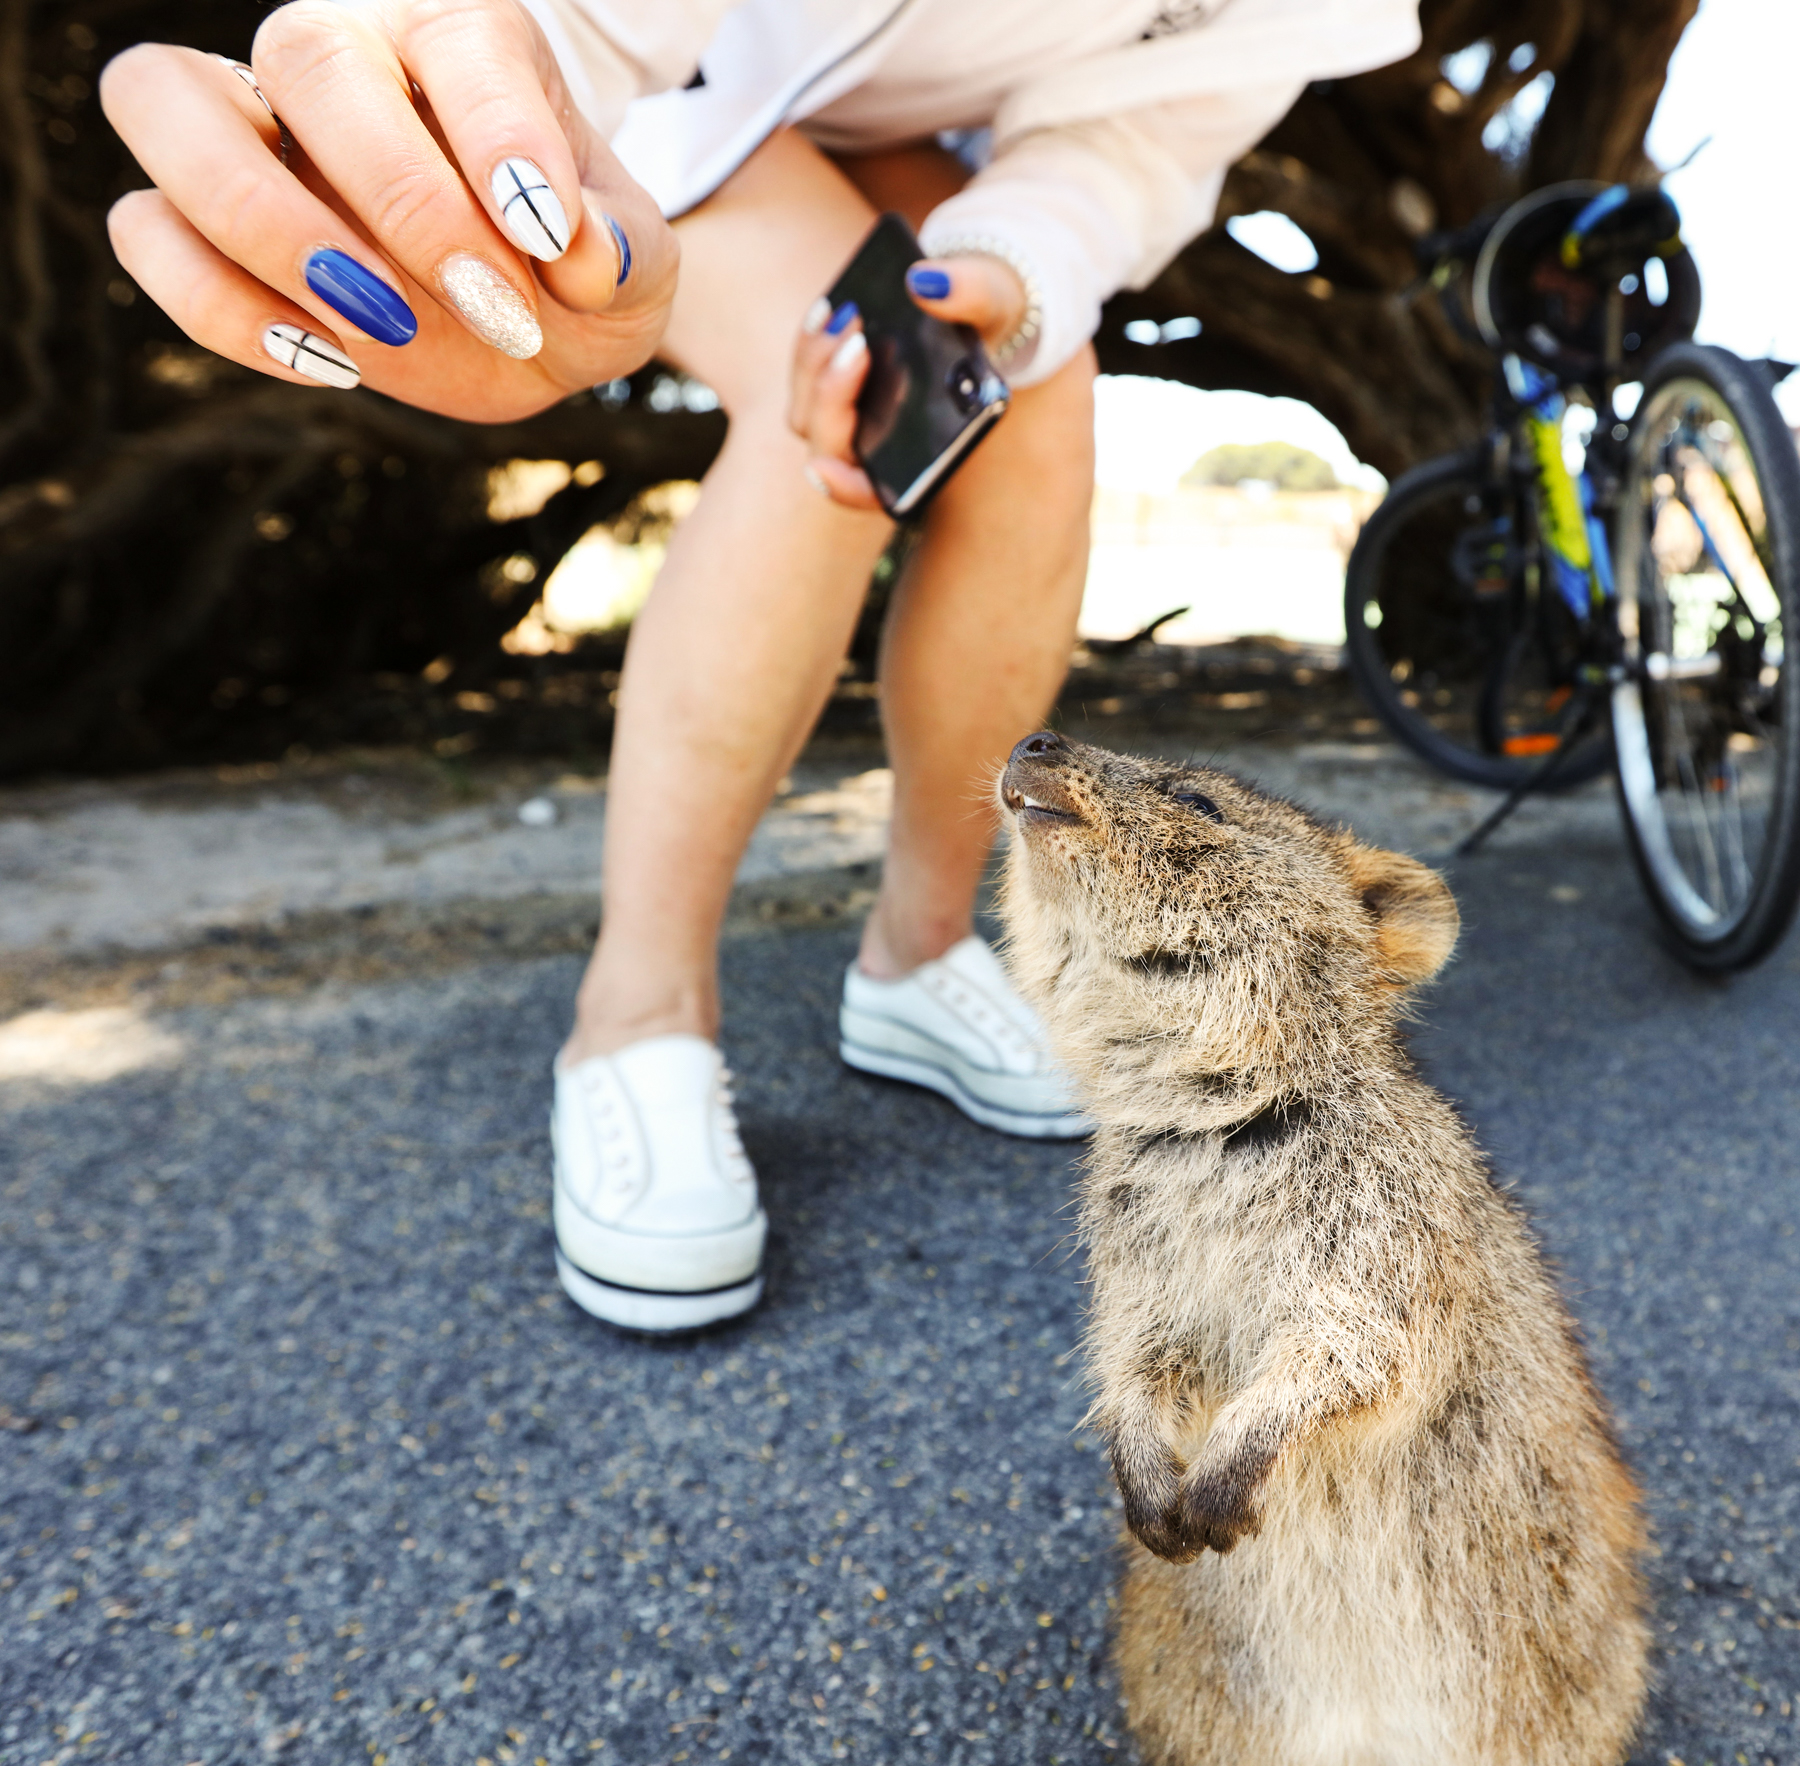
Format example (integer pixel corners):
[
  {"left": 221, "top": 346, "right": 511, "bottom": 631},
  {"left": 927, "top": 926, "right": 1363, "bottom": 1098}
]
[{"left": 520, "top": 0, "right": 1421, "bottom": 381}]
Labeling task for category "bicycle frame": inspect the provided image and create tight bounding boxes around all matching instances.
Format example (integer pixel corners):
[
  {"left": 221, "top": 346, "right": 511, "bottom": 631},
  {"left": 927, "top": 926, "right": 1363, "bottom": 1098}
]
[
  {"left": 1503, "top": 276, "right": 1759, "bottom": 667},
  {"left": 1439, "top": 355, "right": 1629, "bottom": 839},
  {"left": 1503, "top": 355, "right": 1617, "bottom": 630}
]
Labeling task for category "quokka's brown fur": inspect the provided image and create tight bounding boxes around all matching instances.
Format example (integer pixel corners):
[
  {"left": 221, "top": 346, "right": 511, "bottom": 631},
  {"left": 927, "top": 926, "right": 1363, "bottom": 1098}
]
[{"left": 996, "top": 732, "right": 1648, "bottom": 1766}]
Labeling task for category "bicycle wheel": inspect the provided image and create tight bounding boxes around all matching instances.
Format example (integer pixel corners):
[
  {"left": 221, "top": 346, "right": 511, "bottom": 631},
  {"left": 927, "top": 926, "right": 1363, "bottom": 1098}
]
[
  {"left": 1344, "top": 448, "right": 1612, "bottom": 788},
  {"left": 1611, "top": 342, "right": 1800, "bottom": 969}
]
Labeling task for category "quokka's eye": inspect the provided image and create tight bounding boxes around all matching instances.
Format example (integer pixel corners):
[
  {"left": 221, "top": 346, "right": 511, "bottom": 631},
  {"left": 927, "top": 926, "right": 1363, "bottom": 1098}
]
[{"left": 1173, "top": 791, "right": 1225, "bottom": 823}]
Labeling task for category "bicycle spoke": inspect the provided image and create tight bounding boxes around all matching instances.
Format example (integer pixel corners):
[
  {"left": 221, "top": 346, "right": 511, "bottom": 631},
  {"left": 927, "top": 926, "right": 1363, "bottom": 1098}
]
[
  {"left": 1723, "top": 756, "right": 1754, "bottom": 904},
  {"left": 1693, "top": 428, "right": 1776, "bottom": 583},
  {"left": 1670, "top": 704, "right": 1726, "bottom": 914}
]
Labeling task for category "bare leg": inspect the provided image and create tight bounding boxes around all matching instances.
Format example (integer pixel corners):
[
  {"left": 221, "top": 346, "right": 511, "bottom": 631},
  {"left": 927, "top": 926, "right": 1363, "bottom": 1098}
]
[
  {"left": 857, "top": 348, "right": 1095, "bottom": 977},
  {"left": 565, "top": 134, "right": 893, "bottom": 1061},
  {"left": 565, "top": 131, "right": 1094, "bottom": 1057},
  {"left": 823, "top": 144, "right": 1096, "bottom": 979}
]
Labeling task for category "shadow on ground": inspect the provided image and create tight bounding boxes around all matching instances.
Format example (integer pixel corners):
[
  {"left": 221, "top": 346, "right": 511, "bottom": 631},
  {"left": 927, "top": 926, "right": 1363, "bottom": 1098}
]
[{"left": 2, "top": 813, "right": 1796, "bottom": 1765}]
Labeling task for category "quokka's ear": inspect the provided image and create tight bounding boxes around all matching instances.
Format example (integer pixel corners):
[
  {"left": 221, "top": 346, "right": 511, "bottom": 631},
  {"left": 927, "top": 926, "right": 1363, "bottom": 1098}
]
[{"left": 1342, "top": 842, "right": 1459, "bottom": 985}]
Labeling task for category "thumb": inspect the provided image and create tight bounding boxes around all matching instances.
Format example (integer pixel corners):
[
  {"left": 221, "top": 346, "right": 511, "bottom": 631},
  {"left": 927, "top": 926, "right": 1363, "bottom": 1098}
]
[{"left": 903, "top": 254, "right": 1025, "bottom": 350}]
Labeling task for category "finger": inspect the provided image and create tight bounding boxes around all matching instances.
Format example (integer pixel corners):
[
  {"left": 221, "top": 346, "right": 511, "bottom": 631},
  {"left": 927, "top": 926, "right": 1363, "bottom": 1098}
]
[
  {"left": 804, "top": 323, "right": 869, "bottom": 462},
  {"left": 788, "top": 298, "right": 861, "bottom": 439},
  {"left": 206, "top": 51, "right": 284, "bottom": 140},
  {"left": 251, "top": 2, "right": 546, "bottom": 356},
  {"left": 904, "top": 255, "right": 1024, "bottom": 346},
  {"left": 549, "top": 171, "right": 676, "bottom": 319},
  {"left": 390, "top": 0, "right": 578, "bottom": 260},
  {"left": 108, "top": 187, "right": 362, "bottom": 390},
  {"left": 787, "top": 294, "right": 839, "bottom": 430},
  {"left": 804, "top": 456, "right": 882, "bottom": 512},
  {"left": 105, "top": 49, "right": 566, "bottom": 416},
  {"left": 390, "top": 0, "right": 664, "bottom": 317},
  {"left": 798, "top": 319, "right": 877, "bottom": 510},
  {"left": 102, "top": 44, "right": 436, "bottom": 353}
]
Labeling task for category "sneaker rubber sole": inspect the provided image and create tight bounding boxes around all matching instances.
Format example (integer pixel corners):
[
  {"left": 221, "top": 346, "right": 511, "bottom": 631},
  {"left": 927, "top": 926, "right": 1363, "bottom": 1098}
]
[
  {"left": 554, "top": 1245, "right": 764, "bottom": 1333},
  {"left": 839, "top": 1036, "right": 1091, "bottom": 1139}
]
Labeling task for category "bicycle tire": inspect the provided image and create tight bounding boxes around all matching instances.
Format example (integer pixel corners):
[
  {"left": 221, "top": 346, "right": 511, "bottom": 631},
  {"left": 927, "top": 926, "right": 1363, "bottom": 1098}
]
[
  {"left": 1611, "top": 342, "right": 1800, "bottom": 970},
  {"left": 1344, "top": 449, "right": 1613, "bottom": 788}
]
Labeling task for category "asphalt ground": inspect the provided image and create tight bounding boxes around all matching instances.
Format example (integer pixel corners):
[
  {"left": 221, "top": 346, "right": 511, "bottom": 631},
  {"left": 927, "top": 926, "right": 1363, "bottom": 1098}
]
[{"left": 3, "top": 756, "right": 1798, "bottom": 1766}]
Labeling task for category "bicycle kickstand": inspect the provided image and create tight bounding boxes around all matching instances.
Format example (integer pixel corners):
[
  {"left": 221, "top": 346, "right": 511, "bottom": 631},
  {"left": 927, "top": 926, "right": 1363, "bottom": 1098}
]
[{"left": 1454, "top": 684, "right": 1602, "bottom": 857}]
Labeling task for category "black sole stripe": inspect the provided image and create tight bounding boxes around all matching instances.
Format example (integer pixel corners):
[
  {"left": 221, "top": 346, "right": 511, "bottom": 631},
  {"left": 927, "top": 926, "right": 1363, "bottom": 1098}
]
[
  {"left": 838, "top": 1039, "right": 1083, "bottom": 1128},
  {"left": 557, "top": 1248, "right": 761, "bottom": 1300}
]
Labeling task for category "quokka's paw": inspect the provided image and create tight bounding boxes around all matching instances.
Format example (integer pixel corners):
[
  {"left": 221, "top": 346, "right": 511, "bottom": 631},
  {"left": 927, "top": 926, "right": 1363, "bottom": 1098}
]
[
  {"left": 1111, "top": 1440, "right": 1204, "bottom": 1564},
  {"left": 1175, "top": 1456, "right": 1267, "bottom": 1555},
  {"left": 1113, "top": 1432, "right": 1278, "bottom": 1561}
]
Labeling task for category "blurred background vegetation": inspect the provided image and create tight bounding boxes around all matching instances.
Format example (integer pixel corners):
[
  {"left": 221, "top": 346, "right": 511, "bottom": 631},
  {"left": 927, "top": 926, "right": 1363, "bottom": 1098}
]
[
  {"left": 0, "top": 0, "right": 1694, "bottom": 778},
  {"left": 1182, "top": 442, "right": 1340, "bottom": 492}
]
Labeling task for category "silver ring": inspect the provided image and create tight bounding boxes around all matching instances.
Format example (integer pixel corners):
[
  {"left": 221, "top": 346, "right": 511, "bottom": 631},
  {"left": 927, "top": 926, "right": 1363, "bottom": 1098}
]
[{"left": 212, "top": 54, "right": 292, "bottom": 166}]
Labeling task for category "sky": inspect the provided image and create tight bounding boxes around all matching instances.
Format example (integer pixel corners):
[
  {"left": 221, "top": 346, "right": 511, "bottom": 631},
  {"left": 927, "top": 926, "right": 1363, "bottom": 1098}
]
[{"left": 1093, "top": 0, "right": 1800, "bottom": 492}]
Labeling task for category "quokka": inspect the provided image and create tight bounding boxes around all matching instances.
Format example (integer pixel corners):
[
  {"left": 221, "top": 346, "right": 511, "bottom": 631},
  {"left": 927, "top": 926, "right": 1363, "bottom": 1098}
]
[{"left": 996, "top": 731, "right": 1648, "bottom": 1766}]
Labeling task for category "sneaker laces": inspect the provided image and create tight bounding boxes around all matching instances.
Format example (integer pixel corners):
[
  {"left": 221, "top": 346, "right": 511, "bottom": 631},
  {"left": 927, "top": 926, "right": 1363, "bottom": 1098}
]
[
  {"left": 713, "top": 1065, "right": 748, "bottom": 1162},
  {"left": 919, "top": 968, "right": 1038, "bottom": 1064}
]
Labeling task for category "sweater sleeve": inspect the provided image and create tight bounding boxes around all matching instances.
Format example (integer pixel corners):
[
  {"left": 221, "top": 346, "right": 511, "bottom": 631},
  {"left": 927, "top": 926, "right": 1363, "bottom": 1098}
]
[
  {"left": 918, "top": 80, "right": 1302, "bottom": 387},
  {"left": 513, "top": 0, "right": 736, "bottom": 135}
]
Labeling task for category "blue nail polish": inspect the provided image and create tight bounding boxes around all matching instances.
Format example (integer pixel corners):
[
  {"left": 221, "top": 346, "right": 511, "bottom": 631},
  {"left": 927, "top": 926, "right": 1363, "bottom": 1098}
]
[
  {"left": 304, "top": 249, "right": 417, "bottom": 347},
  {"left": 825, "top": 301, "right": 859, "bottom": 336},
  {"left": 603, "top": 214, "right": 632, "bottom": 285},
  {"left": 906, "top": 266, "right": 951, "bottom": 300}
]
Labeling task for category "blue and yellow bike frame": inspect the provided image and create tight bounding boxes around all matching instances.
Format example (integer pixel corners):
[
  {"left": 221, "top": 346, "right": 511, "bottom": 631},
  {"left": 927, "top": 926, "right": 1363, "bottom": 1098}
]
[{"left": 1508, "top": 356, "right": 1616, "bottom": 622}]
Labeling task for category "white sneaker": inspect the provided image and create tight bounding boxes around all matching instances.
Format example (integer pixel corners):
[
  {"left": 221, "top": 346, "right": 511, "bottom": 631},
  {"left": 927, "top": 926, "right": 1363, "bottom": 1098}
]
[
  {"left": 551, "top": 1034, "right": 768, "bottom": 1333},
  {"left": 839, "top": 936, "right": 1092, "bottom": 1138}
]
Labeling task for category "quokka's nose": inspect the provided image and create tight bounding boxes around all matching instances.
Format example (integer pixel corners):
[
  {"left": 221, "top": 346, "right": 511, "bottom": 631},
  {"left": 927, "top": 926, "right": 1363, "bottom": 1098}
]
[{"left": 1012, "top": 731, "right": 1067, "bottom": 764}]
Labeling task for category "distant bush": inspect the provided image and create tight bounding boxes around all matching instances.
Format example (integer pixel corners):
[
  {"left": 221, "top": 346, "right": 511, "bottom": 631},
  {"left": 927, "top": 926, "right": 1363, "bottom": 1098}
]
[{"left": 1182, "top": 442, "right": 1340, "bottom": 492}]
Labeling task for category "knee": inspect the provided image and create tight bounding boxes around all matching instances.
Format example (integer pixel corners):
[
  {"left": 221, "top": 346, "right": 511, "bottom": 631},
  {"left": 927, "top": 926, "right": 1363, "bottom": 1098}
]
[
  {"left": 996, "top": 345, "right": 1096, "bottom": 491},
  {"left": 934, "top": 343, "right": 1096, "bottom": 534},
  {"left": 1011, "top": 343, "right": 1098, "bottom": 481}
]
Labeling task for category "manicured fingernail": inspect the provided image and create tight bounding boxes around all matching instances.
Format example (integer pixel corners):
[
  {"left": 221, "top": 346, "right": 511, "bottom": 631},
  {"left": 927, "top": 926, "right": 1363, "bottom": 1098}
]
[
  {"left": 802, "top": 296, "right": 831, "bottom": 335},
  {"left": 491, "top": 158, "right": 568, "bottom": 261},
  {"left": 906, "top": 265, "right": 951, "bottom": 300},
  {"left": 803, "top": 464, "right": 832, "bottom": 499},
  {"left": 830, "top": 330, "right": 867, "bottom": 372},
  {"left": 602, "top": 213, "right": 631, "bottom": 286},
  {"left": 824, "top": 301, "right": 858, "bottom": 336},
  {"left": 439, "top": 253, "right": 542, "bottom": 359},
  {"left": 303, "top": 249, "right": 416, "bottom": 346},
  {"left": 262, "top": 323, "right": 359, "bottom": 389}
]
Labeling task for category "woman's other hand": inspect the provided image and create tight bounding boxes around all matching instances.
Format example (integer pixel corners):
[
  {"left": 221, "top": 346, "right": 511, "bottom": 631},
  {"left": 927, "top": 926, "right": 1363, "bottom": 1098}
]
[
  {"left": 788, "top": 253, "right": 1025, "bottom": 510},
  {"left": 99, "top": 0, "right": 677, "bottom": 422}
]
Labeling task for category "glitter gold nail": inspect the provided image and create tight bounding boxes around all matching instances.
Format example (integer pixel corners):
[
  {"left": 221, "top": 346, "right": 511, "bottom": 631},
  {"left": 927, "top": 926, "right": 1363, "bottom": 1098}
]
[{"left": 438, "top": 253, "right": 542, "bottom": 360}]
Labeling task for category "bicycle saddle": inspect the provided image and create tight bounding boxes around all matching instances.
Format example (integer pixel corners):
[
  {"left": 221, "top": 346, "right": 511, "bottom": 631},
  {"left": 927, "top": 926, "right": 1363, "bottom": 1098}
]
[{"left": 1560, "top": 185, "right": 1683, "bottom": 273}]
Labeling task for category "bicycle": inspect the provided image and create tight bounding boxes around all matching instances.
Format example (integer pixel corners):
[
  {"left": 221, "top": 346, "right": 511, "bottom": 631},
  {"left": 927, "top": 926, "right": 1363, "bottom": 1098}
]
[{"left": 1344, "top": 181, "right": 1800, "bottom": 971}]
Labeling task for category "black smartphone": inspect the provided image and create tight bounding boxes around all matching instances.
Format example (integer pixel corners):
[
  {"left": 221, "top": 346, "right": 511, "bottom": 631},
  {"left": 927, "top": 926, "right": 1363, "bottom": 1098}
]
[{"left": 825, "top": 213, "right": 1010, "bottom": 518}]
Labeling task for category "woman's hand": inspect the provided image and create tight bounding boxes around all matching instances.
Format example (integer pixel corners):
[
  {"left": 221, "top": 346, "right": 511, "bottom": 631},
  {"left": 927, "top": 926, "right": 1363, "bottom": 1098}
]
[
  {"left": 99, "top": 0, "right": 677, "bottom": 423},
  {"left": 788, "top": 253, "right": 1027, "bottom": 510}
]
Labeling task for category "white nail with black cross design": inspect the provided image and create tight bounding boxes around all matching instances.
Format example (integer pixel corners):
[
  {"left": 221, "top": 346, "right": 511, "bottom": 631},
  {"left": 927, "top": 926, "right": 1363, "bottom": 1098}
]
[
  {"left": 491, "top": 158, "right": 569, "bottom": 261},
  {"left": 262, "top": 323, "right": 360, "bottom": 390}
]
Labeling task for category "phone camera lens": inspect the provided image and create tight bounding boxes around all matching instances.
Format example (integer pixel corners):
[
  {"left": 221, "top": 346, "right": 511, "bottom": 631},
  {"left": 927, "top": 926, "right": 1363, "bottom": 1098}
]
[{"left": 946, "top": 359, "right": 984, "bottom": 414}]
